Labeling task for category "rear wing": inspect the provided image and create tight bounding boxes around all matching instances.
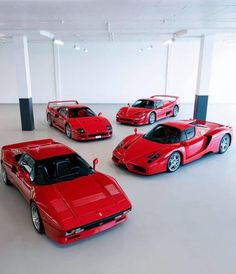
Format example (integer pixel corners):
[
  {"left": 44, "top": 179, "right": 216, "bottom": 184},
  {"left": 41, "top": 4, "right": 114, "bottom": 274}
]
[
  {"left": 150, "top": 95, "right": 179, "bottom": 102},
  {"left": 1, "top": 139, "right": 56, "bottom": 151},
  {"left": 47, "top": 100, "right": 79, "bottom": 108}
]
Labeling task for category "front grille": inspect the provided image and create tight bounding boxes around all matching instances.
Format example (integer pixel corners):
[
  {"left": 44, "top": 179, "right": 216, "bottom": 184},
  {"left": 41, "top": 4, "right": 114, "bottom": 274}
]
[
  {"left": 68, "top": 209, "right": 131, "bottom": 233},
  {"left": 132, "top": 165, "right": 146, "bottom": 173},
  {"left": 88, "top": 132, "right": 109, "bottom": 137},
  {"left": 120, "top": 118, "right": 133, "bottom": 122}
]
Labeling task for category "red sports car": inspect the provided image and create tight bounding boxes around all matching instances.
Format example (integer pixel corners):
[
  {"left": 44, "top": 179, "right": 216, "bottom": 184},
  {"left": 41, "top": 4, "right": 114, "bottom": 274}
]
[
  {"left": 46, "top": 100, "right": 112, "bottom": 141},
  {"left": 1, "top": 139, "right": 132, "bottom": 244},
  {"left": 116, "top": 95, "right": 179, "bottom": 125},
  {"left": 112, "top": 120, "right": 233, "bottom": 175}
]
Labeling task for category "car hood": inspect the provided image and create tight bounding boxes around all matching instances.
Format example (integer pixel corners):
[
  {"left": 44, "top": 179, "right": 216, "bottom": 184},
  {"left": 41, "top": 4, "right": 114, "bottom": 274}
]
[
  {"left": 69, "top": 116, "right": 110, "bottom": 132},
  {"left": 37, "top": 172, "right": 130, "bottom": 230},
  {"left": 119, "top": 135, "right": 176, "bottom": 162},
  {"left": 118, "top": 107, "right": 151, "bottom": 117}
]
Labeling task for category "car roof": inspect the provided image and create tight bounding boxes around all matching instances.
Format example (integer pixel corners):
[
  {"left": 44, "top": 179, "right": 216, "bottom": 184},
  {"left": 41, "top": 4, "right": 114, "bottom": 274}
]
[
  {"left": 162, "top": 120, "right": 195, "bottom": 131},
  {"left": 25, "top": 143, "right": 75, "bottom": 160},
  {"left": 57, "top": 104, "right": 89, "bottom": 110}
]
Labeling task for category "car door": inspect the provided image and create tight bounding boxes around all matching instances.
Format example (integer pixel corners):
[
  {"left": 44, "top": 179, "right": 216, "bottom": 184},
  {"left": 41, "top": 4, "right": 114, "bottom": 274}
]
[
  {"left": 54, "top": 107, "right": 68, "bottom": 130},
  {"left": 183, "top": 127, "right": 205, "bottom": 159},
  {"left": 154, "top": 100, "right": 166, "bottom": 119},
  {"left": 17, "top": 154, "right": 35, "bottom": 201}
]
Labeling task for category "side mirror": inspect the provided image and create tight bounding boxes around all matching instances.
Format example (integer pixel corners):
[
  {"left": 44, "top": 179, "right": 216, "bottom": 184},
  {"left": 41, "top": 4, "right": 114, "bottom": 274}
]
[
  {"left": 134, "top": 128, "right": 138, "bottom": 134},
  {"left": 127, "top": 103, "right": 130, "bottom": 107},
  {"left": 98, "top": 112, "right": 102, "bottom": 116},
  {"left": 93, "top": 158, "right": 99, "bottom": 170},
  {"left": 11, "top": 165, "right": 17, "bottom": 174}
]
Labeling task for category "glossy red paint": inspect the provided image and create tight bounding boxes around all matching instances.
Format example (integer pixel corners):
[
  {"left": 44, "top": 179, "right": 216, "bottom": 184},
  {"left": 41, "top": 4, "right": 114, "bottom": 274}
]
[
  {"left": 112, "top": 119, "right": 233, "bottom": 175},
  {"left": 116, "top": 95, "right": 179, "bottom": 125},
  {"left": 46, "top": 100, "right": 112, "bottom": 141},
  {"left": 1, "top": 139, "right": 132, "bottom": 244}
]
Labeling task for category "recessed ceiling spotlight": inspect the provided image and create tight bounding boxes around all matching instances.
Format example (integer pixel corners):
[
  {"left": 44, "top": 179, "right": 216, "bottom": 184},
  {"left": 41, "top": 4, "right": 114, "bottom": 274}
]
[
  {"left": 163, "top": 37, "right": 175, "bottom": 46},
  {"left": 147, "top": 45, "right": 153, "bottom": 50},
  {"left": 138, "top": 48, "right": 144, "bottom": 53},
  {"left": 74, "top": 45, "right": 80, "bottom": 50},
  {"left": 60, "top": 20, "right": 65, "bottom": 24},
  {"left": 83, "top": 48, "right": 88, "bottom": 53}
]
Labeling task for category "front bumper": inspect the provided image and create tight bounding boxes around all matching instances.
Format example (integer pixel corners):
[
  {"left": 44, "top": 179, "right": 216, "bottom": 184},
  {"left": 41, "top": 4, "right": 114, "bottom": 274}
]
[
  {"left": 44, "top": 209, "right": 130, "bottom": 244},
  {"left": 72, "top": 130, "right": 112, "bottom": 141},
  {"left": 116, "top": 115, "right": 148, "bottom": 126}
]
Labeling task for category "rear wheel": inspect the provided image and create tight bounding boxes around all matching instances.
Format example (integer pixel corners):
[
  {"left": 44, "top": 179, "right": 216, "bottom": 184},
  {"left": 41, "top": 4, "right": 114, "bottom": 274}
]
[
  {"left": 149, "top": 112, "right": 156, "bottom": 124},
  {"left": 167, "top": 152, "right": 181, "bottom": 172},
  {"left": 65, "top": 124, "right": 72, "bottom": 138},
  {"left": 219, "top": 134, "right": 230, "bottom": 154},
  {"left": 47, "top": 113, "right": 52, "bottom": 127},
  {"left": 31, "top": 202, "right": 44, "bottom": 234},
  {"left": 172, "top": 105, "right": 179, "bottom": 117},
  {"left": 1, "top": 164, "right": 11, "bottom": 185}
]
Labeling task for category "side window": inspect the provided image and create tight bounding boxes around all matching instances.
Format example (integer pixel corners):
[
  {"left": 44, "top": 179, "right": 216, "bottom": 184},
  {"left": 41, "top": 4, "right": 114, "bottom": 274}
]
[
  {"left": 59, "top": 107, "right": 67, "bottom": 117},
  {"left": 155, "top": 100, "right": 164, "bottom": 108},
  {"left": 19, "top": 154, "right": 35, "bottom": 180},
  {"left": 185, "top": 127, "right": 195, "bottom": 140}
]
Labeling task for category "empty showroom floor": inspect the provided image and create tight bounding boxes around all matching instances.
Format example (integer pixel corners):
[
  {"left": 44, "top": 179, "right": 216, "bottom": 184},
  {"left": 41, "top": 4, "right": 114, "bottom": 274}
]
[{"left": 0, "top": 103, "right": 236, "bottom": 274}]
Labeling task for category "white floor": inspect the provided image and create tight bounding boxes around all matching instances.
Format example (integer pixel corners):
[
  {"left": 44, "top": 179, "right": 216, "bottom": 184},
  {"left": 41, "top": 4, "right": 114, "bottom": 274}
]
[{"left": 0, "top": 103, "right": 236, "bottom": 274}]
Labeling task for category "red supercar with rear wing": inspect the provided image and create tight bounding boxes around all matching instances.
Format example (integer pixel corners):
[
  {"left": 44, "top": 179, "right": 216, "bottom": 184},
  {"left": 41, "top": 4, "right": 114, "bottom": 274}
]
[
  {"left": 1, "top": 139, "right": 132, "bottom": 244},
  {"left": 116, "top": 95, "right": 179, "bottom": 125},
  {"left": 46, "top": 100, "right": 112, "bottom": 141},
  {"left": 112, "top": 120, "right": 233, "bottom": 175}
]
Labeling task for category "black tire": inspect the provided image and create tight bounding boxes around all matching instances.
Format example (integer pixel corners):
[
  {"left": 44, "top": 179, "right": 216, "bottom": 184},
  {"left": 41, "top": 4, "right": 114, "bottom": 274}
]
[
  {"left": 1, "top": 164, "right": 11, "bottom": 185},
  {"left": 219, "top": 134, "right": 230, "bottom": 154},
  {"left": 172, "top": 105, "right": 179, "bottom": 117},
  {"left": 167, "top": 152, "right": 181, "bottom": 172},
  {"left": 149, "top": 112, "right": 156, "bottom": 124},
  {"left": 30, "top": 202, "right": 45, "bottom": 234},
  {"left": 47, "top": 113, "right": 53, "bottom": 127},
  {"left": 65, "top": 124, "right": 72, "bottom": 138}
]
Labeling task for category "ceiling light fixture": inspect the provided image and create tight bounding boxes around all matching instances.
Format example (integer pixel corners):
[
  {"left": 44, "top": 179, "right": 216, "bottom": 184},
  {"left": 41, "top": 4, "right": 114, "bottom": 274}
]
[
  {"left": 163, "top": 37, "right": 175, "bottom": 45},
  {"left": 74, "top": 45, "right": 80, "bottom": 50},
  {"left": 139, "top": 48, "right": 144, "bottom": 53},
  {"left": 39, "top": 30, "right": 55, "bottom": 40},
  {"left": 147, "top": 45, "right": 153, "bottom": 50},
  {"left": 83, "top": 48, "right": 88, "bottom": 53},
  {"left": 53, "top": 39, "right": 64, "bottom": 46}
]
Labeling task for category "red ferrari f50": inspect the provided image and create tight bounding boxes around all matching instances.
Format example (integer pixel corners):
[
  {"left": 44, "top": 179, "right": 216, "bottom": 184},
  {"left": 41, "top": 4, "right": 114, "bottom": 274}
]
[
  {"left": 112, "top": 119, "right": 233, "bottom": 175},
  {"left": 116, "top": 95, "right": 179, "bottom": 125},
  {"left": 46, "top": 100, "right": 112, "bottom": 141},
  {"left": 1, "top": 139, "right": 132, "bottom": 244}
]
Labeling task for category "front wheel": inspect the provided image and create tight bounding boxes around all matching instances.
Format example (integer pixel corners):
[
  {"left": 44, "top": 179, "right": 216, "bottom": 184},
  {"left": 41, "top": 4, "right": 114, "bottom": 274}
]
[
  {"left": 47, "top": 113, "right": 53, "bottom": 127},
  {"left": 1, "top": 164, "right": 11, "bottom": 185},
  {"left": 31, "top": 202, "right": 44, "bottom": 234},
  {"left": 65, "top": 124, "right": 72, "bottom": 138},
  {"left": 172, "top": 105, "right": 179, "bottom": 117},
  {"left": 167, "top": 152, "right": 181, "bottom": 172},
  {"left": 219, "top": 134, "right": 230, "bottom": 154},
  {"left": 149, "top": 112, "right": 156, "bottom": 124}
]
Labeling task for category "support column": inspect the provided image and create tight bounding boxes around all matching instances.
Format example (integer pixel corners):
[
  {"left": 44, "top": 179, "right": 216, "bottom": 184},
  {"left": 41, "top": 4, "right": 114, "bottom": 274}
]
[
  {"left": 53, "top": 44, "right": 62, "bottom": 100},
  {"left": 193, "top": 35, "right": 214, "bottom": 121},
  {"left": 164, "top": 44, "right": 170, "bottom": 96},
  {"left": 14, "top": 35, "right": 34, "bottom": 130}
]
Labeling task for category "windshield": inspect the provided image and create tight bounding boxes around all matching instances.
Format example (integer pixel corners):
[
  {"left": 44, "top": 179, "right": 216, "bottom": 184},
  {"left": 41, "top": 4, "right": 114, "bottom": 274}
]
[
  {"left": 144, "top": 125, "right": 181, "bottom": 144},
  {"left": 69, "top": 107, "right": 96, "bottom": 118},
  {"left": 36, "top": 153, "right": 93, "bottom": 185},
  {"left": 132, "top": 100, "right": 154, "bottom": 109}
]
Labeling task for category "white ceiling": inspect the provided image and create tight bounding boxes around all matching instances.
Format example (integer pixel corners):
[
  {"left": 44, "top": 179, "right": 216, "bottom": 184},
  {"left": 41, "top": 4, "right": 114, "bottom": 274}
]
[{"left": 1, "top": 0, "right": 236, "bottom": 41}]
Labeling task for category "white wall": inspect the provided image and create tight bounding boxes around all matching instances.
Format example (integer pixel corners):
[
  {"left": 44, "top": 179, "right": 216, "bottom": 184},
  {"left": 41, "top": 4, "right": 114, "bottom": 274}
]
[{"left": 0, "top": 37, "right": 235, "bottom": 104}]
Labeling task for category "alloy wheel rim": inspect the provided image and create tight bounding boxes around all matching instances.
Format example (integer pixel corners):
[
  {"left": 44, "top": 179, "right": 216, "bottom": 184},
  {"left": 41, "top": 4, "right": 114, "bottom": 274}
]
[
  {"left": 31, "top": 204, "right": 40, "bottom": 231},
  {"left": 220, "top": 135, "right": 230, "bottom": 152},
  {"left": 174, "top": 107, "right": 178, "bottom": 116},
  {"left": 2, "top": 168, "right": 7, "bottom": 184},
  {"left": 66, "top": 126, "right": 71, "bottom": 137},
  {"left": 168, "top": 153, "right": 181, "bottom": 171},
  {"left": 47, "top": 115, "right": 51, "bottom": 125},
  {"left": 150, "top": 113, "right": 155, "bottom": 124}
]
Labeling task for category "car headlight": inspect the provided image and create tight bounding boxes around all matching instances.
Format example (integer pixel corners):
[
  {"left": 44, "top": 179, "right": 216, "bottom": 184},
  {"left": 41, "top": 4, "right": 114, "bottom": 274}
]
[
  {"left": 106, "top": 125, "right": 112, "bottom": 130},
  {"left": 147, "top": 152, "right": 160, "bottom": 163},
  {"left": 77, "top": 128, "right": 85, "bottom": 134}
]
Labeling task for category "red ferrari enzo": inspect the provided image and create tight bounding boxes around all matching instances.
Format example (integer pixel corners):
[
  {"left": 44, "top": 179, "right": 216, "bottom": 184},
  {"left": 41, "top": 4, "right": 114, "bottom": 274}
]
[
  {"left": 1, "top": 139, "right": 132, "bottom": 244},
  {"left": 116, "top": 95, "right": 179, "bottom": 125},
  {"left": 46, "top": 100, "right": 112, "bottom": 141},
  {"left": 112, "top": 120, "right": 233, "bottom": 175}
]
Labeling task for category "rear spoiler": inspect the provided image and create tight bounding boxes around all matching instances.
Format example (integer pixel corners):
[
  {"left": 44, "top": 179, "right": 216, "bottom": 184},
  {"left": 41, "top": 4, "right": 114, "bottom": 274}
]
[
  {"left": 1, "top": 139, "right": 56, "bottom": 151},
  {"left": 150, "top": 95, "right": 179, "bottom": 102},
  {"left": 47, "top": 100, "right": 79, "bottom": 108}
]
